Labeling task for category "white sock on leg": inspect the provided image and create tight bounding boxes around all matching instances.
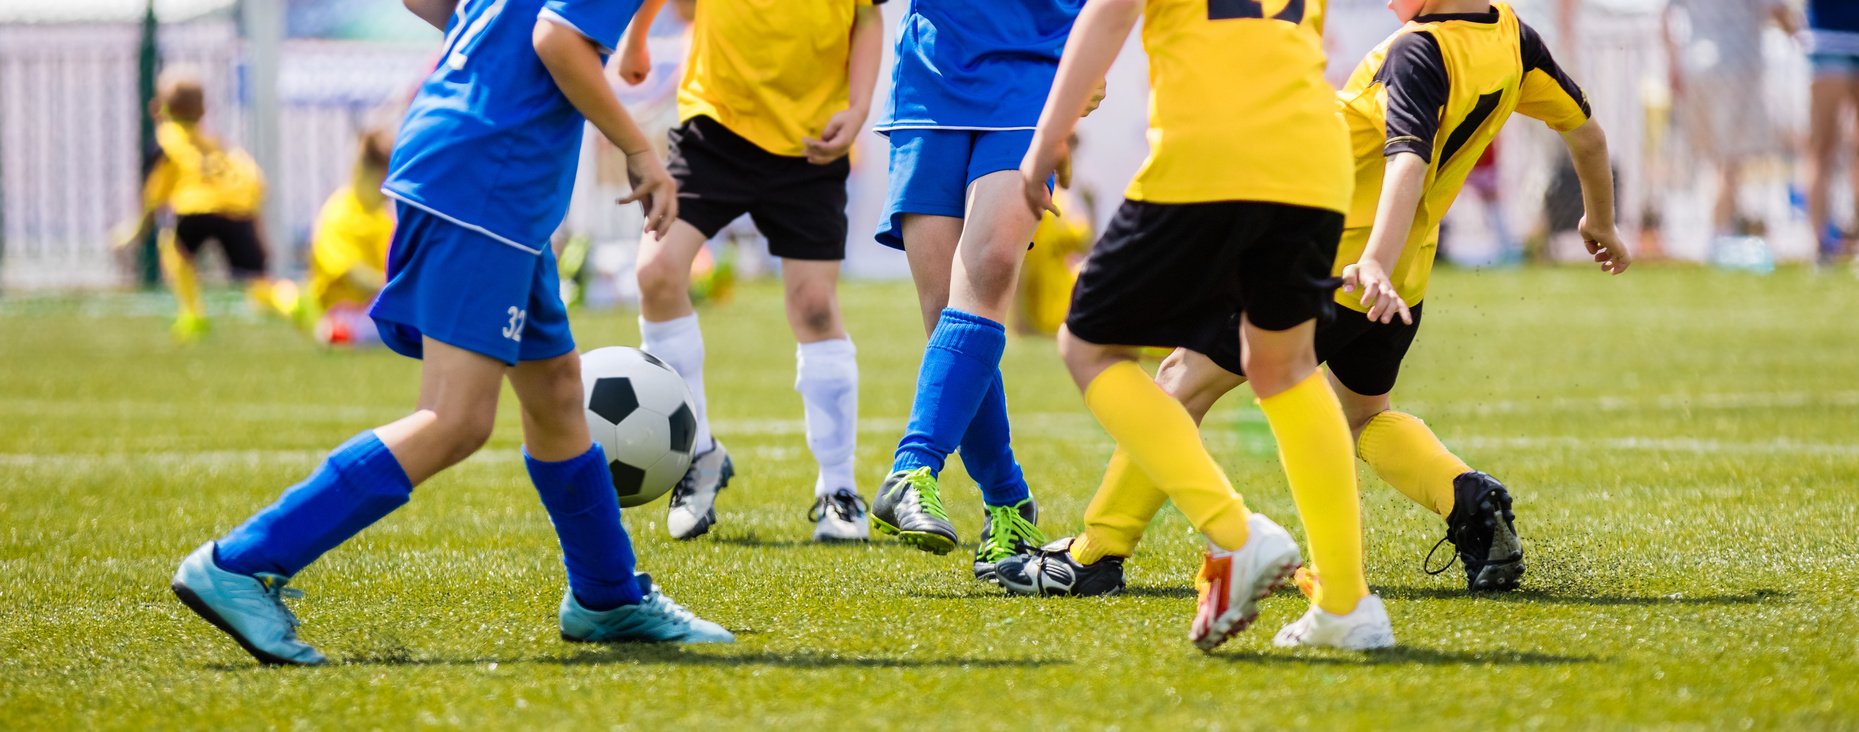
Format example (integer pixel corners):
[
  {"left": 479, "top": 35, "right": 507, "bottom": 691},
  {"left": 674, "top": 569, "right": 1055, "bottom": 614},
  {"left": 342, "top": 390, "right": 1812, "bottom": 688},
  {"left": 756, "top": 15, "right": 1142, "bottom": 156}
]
[
  {"left": 796, "top": 338, "right": 857, "bottom": 497},
  {"left": 639, "top": 313, "right": 715, "bottom": 454}
]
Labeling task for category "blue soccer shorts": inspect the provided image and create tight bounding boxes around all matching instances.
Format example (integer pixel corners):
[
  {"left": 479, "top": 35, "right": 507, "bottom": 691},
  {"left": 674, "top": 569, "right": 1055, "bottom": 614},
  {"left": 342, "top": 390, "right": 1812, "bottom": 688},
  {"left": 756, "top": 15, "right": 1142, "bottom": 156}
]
[
  {"left": 370, "top": 203, "right": 575, "bottom": 366},
  {"left": 876, "top": 128, "right": 1037, "bottom": 250}
]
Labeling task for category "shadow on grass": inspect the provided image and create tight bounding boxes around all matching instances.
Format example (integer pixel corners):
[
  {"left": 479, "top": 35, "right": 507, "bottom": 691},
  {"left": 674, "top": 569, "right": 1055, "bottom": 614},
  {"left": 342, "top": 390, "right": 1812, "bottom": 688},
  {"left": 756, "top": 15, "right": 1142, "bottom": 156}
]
[
  {"left": 1376, "top": 586, "right": 1788, "bottom": 606},
  {"left": 1216, "top": 645, "right": 1599, "bottom": 667},
  {"left": 314, "top": 646, "right": 1067, "bottom": 670}
]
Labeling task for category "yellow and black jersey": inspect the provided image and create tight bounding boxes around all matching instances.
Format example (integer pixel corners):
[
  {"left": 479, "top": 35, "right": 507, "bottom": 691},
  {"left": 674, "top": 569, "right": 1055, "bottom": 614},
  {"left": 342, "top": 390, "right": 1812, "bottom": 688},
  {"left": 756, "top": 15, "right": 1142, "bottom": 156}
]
[
  {"left": 1126, "top": 0, "right": 1352, "bottom": 212},
  {"left": 679, "top": 0, "right": 883, "bottom": 158},
  {"left": 1334, "top": 2, "right": 1589, "bottom": 311},
  {"left": 143, "top": 121, "right": 265, "bottom": 218}
]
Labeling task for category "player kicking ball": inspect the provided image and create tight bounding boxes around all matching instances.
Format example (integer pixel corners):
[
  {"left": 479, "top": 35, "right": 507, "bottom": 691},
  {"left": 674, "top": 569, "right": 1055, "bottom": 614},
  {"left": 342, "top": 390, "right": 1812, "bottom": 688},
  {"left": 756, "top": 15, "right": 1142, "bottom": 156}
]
[
  {"left": 1001, "top": 0, "right": 1626, "bottom": 618},
  {"left": 170, "top": 0, "right": 730, "bottom": 666},
  {"left": 1020, "top": 0, "right": 1398, "bottom": 651},
  {"left": 868, "top": 0, "right": 1100, "bottom": 582},
  {"left": 618, "top": 0, "right": 885, "bottom": 543}
]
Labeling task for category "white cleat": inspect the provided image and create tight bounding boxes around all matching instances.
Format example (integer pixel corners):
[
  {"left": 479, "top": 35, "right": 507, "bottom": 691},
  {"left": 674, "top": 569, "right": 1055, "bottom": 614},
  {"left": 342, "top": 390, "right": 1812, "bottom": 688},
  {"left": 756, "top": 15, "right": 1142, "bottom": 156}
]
[
  {"left": 1273, "top": 594, "right": 1397, "bottom": 650},
  {"left": 667, "top": 441, "right": 733, "bottom": 540},
  {"left": 810, "top": 489, "right": 869, "bottom": 542},
  {"left": 1189, "top": 513, "right": 1302, "bottom": 652}
]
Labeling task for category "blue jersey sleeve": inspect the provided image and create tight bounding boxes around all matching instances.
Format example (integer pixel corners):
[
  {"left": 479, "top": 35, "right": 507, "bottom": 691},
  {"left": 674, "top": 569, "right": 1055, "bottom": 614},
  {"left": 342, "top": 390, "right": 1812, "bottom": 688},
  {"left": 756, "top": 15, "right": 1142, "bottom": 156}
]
[{"left": 538, "top": 0, "right": 639, "bottom": 53}]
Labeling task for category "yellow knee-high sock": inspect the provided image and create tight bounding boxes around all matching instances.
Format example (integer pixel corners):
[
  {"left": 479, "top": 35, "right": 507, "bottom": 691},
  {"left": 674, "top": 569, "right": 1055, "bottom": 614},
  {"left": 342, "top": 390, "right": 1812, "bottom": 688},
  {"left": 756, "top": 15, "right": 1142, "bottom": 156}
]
[
  {"left": 1083, "top": 361, "right": 1250, "bottom": 550},
  {"left": 1073, "top": 447, "right": 1170, "bottom": 563},
  {"left": 158, "top": 235, "right": 204, "bottom": 320},
  {"left": 247, "top": 278, "right": 301, "bottom": 320},
  {"left": 1356, "top": 411, "right": 1470, "bottom": 518},
  {"left": 1257, "top": 371, "right": 1368, "bottom": 616}
]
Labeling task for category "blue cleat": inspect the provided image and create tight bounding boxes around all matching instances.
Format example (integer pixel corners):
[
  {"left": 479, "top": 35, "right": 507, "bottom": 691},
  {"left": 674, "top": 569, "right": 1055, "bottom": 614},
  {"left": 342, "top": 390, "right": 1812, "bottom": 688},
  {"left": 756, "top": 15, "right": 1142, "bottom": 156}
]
[
  {"left": 559, "top": 574, "right": 734, "bottom": 644},
  {"left": 171, "top": 542, "right": 327, "bottom": 666}
]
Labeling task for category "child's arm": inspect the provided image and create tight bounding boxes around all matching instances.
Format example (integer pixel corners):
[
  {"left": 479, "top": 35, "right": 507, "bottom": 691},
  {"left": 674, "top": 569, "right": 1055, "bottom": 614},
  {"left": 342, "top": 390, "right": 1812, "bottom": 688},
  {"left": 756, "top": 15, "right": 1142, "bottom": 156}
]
[
  {"left": 116, "top": 158, "right": 177, "bottom": 250},
  {"left": 1019, "top": 0, "right": 1140, "bottom": 218},
  {"left": 1561, "top": 119, "right": 1629, "bottom": 274},
  {"left": 616, "top": 0, "right": 668, "bottom": 85},
  {"left": 403, "top": 0, "right": 460, "bottom": 31},
  {"left": 532, "top": 18, "right": 676, "bottom": 235},
  {"left": 1342, "top": 154, "right": 1425, "bottom": 325},
  {"left": 802, "top": 3, "right": 885, "bottom": 165}
]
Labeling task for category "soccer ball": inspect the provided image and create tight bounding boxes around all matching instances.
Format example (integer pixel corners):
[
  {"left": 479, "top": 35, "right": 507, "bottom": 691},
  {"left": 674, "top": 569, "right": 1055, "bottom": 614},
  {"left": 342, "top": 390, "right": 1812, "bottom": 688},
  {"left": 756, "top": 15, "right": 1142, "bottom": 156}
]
[{"left": 581, "top": 346, "right": 698, "bottom": 508}]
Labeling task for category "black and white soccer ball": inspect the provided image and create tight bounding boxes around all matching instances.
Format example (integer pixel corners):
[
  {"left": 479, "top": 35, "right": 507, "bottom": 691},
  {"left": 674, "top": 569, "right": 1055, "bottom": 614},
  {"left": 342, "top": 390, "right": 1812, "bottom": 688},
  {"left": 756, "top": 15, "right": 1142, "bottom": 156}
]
[{"left": 581, "top": 346, "right": 697, "bottom": 508}]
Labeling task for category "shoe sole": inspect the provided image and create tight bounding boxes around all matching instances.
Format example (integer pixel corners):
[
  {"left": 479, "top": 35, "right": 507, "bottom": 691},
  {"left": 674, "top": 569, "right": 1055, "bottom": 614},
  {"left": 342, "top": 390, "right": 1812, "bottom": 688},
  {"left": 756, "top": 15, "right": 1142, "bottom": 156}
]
[
  {"left": 870, "top": 516, "right": 956, "bottom": 555},
  {"left": 1193, "top": 558, "right": 1302, "bottom": 652},
  {"left": 171, "top": 581, "right": 318, "bottom": 666},
  {"left": 1470, "top": 488, "right": 1525, "bottom": 592}
]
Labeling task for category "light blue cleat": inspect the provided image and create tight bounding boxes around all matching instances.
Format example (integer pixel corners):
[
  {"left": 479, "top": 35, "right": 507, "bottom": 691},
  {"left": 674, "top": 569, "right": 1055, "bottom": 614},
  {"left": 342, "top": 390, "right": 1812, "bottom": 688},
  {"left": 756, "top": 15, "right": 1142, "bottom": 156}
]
[
  {"left": 171, "top": 542, "right": 327, "bottom": 666},
  {"left": 559, "top": 574, "right": 734, "bottom": 644}
]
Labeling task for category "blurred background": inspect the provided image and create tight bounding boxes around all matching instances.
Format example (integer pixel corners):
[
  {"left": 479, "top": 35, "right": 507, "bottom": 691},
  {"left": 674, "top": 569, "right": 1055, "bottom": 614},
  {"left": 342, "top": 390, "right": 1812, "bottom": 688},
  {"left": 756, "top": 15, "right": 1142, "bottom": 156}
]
[{"left": 0, "top": 0, "right": 1840, "bottom": 307}]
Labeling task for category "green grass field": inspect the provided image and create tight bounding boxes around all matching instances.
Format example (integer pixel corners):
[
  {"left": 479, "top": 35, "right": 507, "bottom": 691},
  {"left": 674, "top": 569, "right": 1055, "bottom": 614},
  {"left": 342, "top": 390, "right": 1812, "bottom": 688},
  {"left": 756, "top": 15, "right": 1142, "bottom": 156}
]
[{"left": 3, "top": 266, "right": 1857, "bottom": 729}]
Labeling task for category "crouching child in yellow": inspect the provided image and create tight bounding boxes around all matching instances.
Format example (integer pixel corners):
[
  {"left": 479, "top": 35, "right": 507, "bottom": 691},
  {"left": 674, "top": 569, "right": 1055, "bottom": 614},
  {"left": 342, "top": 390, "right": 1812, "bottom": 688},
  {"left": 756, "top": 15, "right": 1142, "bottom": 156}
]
[{"left": 307, "top": 130, "right": 396, "bottom": 348}]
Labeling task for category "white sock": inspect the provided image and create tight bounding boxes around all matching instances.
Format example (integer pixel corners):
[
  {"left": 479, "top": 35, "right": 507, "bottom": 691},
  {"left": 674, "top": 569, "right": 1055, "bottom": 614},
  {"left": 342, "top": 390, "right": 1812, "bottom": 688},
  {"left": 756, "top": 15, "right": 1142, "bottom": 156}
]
[
  {"left": 796, "top": 338, "right": 857, "bottom": 497},
  {"left": 639, "top": 313, "right": 715, "bottom": 454}
]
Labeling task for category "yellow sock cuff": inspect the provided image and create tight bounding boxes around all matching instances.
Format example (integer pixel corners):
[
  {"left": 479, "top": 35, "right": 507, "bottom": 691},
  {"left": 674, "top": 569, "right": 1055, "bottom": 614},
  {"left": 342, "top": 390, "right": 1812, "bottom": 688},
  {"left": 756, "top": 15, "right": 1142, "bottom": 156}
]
[{"left": 1357, "top": 411, "right": 1470, "bottom": 517}]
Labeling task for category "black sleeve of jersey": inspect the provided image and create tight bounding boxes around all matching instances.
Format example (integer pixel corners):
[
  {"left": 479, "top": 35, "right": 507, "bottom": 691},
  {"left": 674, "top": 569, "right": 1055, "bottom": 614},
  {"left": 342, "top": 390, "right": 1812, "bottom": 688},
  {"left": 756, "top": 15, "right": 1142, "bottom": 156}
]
[
  {"left": 1518, "top": 21, "right": 1592, "bottom": 118},
  {"left": 1379, "top": 31, "right": 1450, "bottom": 162}
]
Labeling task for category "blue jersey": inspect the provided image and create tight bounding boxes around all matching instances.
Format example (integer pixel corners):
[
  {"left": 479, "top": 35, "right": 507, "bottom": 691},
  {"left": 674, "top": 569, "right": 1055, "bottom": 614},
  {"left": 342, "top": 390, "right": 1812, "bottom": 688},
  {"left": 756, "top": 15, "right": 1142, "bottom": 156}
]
[
  {"left": 384, "top": 0, "right": 641, "bottom": 253},
  {"left": 876, "top": 0, "right": 1084, "bottom": 132}
]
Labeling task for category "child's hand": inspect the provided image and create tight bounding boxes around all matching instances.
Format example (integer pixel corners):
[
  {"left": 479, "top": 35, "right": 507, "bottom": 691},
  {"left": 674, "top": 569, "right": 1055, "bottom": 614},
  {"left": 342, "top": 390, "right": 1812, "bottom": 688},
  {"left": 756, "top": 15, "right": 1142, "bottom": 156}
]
[
  {"left": 1340, "top": 259, "right": 1412, "bottom": 325},
  {"left": 802, "top": 109, "right": 863, "bottom": 165},
  {"left": 1579, "top": 215, "right": 1631, "bottom": 274},
  {"left": 620, "top": 150, "right": 677, "bottom": 237},
  {"left": 618, "top": 43, "right": 651, "bottom": 85},
  {"left": 108, "top": 218, "right": 148, "bottom": 251}
]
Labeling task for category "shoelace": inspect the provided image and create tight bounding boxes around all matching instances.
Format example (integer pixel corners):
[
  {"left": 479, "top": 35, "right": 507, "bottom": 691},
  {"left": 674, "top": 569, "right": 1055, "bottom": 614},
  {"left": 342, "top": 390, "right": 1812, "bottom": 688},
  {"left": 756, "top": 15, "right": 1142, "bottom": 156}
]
[
  {"left": 977, "top": 504, "right": 1045, "bottom": 562},
  {"left": 1422, "top": 534, "right": 1458, "bottom": 576},
  {"left": 808, "top": 492, "right": 867, "bottom": 523},
  {"left": 647, "top": 592, "right": 698, "bottom": 624},
  {"left": 900, "top": 467, "right": 948, "bottom": 520},
  {"left": 254, "top": 574, "right": 306, "bottom": 627}
]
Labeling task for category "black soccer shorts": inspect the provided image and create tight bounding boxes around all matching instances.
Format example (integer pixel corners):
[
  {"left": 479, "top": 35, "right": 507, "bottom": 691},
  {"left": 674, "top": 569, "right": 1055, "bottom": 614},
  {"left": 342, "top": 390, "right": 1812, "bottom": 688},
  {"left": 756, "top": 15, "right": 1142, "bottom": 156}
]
[
  {"left": 175, "top": 213, "right": 269, "bottom": 279},
  {"left": 1064, "top": 199, "right": 1343, "bottom": 357},
  {"left": 666, "top": 115, "right": 850, "bottom": 261},
  {"left": 1204, "top": 303, "right": 1425, "bottom": 397}
]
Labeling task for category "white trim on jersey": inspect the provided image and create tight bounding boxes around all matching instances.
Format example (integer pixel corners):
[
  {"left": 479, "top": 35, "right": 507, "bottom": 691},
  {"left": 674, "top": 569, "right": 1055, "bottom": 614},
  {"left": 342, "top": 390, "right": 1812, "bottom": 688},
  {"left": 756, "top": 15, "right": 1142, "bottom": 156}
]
[
  {"left": 381, "top": 189, "right": 546, "bottom": 256},
  {"left": 1809, "top": 29, "right": 1859, "bottom": 57}
]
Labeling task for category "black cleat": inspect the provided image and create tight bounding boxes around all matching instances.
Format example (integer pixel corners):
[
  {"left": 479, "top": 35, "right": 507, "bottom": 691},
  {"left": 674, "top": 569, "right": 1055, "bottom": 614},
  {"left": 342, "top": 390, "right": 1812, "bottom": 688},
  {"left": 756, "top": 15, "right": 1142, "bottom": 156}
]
[
  {"left": 1428, "top": 471, "right": 1524, "bottom": 592},
  {"left": 870, "top": 467, "right": 957, "bottom": 554},
  {"left": 973, "top": 498, "right": 1044, "bottom": 583},
  {"left": 996, "top": 537, "right": 1126, "bottom": 597}
]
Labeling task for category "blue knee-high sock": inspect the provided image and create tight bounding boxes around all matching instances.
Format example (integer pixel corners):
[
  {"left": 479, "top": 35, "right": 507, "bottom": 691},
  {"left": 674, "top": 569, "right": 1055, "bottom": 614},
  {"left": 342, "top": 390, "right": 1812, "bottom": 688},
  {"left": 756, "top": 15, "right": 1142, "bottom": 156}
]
[
  {"left": 216, "top": 431, "right": 413, "bottom": 577},
  {"left": 893, "top": 309, "right": 1007, "bottom": 477},
  {"left": 958, "top": 372, "right": 1031, "bottom": 507},
  {"left": 526, "top": 444, "right": 644, "bottom": 610}
]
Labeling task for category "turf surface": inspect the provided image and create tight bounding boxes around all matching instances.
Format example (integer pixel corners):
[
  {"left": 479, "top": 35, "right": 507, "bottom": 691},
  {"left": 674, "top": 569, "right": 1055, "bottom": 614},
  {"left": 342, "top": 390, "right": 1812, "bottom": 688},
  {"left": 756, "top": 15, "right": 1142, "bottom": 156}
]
[{"left": 2, "top": 266, "right": 1856, "bottom": 729}]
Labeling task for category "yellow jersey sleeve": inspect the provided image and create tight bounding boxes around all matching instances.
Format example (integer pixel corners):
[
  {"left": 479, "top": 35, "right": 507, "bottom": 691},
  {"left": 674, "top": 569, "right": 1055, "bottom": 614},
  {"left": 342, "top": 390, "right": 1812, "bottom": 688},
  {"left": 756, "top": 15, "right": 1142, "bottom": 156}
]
[{"left": 1514, "top": 21, "right": 1591, "bottom": 132}]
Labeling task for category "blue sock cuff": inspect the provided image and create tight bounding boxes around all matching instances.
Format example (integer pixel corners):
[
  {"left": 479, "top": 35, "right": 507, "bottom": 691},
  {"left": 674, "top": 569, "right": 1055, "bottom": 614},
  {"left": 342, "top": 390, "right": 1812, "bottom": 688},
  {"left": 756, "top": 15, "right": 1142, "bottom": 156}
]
[
  {"left": 928, "top": 309, "right": 1007, "bottom": 361},
  {"left": 891, "top": 451, "right": 939, "bottom": 475},
  {"left": 525, "top": 444, "right": 611, "bottom": 514},
  {"left": 330, "top": 431, "right": 413, "bottom": 500}
]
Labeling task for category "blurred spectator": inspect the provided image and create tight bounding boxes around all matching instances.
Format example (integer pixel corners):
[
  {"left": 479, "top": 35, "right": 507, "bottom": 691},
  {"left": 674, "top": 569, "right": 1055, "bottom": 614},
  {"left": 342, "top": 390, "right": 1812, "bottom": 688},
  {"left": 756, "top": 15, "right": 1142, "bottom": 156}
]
[
  {"left": 1805, "top": 0, "right": 1859, "bottom": 264},
  {"left": 1662, "top": 0, "right": 1794, "bottom": 251}
]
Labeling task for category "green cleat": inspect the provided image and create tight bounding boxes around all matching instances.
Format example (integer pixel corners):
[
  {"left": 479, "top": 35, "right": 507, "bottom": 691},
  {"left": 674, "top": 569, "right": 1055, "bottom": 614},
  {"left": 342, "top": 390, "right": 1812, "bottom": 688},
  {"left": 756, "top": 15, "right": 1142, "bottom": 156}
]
[
  {"left": 973, "top": 498, "right": 1043, "bottom": 583},
  {"left": 870, "top": 467, "right": 956, "bottom": 554}
]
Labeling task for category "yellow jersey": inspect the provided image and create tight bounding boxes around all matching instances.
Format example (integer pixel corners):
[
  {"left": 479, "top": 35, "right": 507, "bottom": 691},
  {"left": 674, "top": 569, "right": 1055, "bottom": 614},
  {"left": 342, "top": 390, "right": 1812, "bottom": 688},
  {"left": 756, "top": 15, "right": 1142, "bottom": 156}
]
[
  {"left": 1126, "top": 0, "right": 1350, "bottom": 212},
  {"left": 1333, "top": 3, "right": 1590, "bottom": 310},
  {"left": 309, "top": 186, "right": 394, "bottom": 310},
  {"left": 143, "top": 121, "right": 265, "bottom": 217},
  {"left": 678, "top": 0, "right": 877, "bottom": 157}
]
